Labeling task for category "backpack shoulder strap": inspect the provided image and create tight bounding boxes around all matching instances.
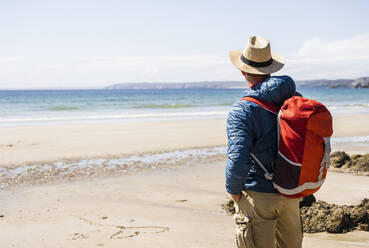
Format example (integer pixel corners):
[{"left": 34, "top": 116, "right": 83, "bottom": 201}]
[
  {"left": 240, "top": 96, "right": 278, "bottom": 180},
  {"left": 240, "top": 97, "right": 279, "bottom": 115}
]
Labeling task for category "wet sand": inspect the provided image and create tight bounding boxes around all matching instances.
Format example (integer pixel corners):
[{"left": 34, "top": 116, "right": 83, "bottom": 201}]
[
  {"left": 1, "top": 114, "right": 369, "bottom": 167},
  {"left": 0, "top": 163, "right": 368, "bottom": 248},
  {"left": 0, "top": 119, "right": 227, "bottom": 167},
  {"left": 0, "top": 114, "right": 368, "bottom": 247}
]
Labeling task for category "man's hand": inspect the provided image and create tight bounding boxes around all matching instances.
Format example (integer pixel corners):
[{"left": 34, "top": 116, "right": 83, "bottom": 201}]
[{"left": 230, "top": 193, "right": 241, "bottom": 203}]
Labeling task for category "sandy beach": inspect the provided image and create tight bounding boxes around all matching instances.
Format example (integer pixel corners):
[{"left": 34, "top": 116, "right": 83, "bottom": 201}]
[
  {"left": 1, "top": 114, "right": 369, "bottom": 167},
  {"left": 0, "top": 113, "right": 368, "bottom": 247},
  {"left": 1, "top": 163, "right": 368, "bottom": 248},
  {"left": 2, "top": 0, "right": 369, "bottom": 247}
]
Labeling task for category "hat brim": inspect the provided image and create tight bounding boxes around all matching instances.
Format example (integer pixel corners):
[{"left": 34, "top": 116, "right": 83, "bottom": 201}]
[{"left": 229, "top": 50, "right": 284, "bottom": 75}]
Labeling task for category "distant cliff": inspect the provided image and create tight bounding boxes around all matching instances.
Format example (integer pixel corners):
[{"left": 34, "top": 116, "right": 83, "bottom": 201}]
[
  {"left": 105, "top": 81, "right": 246, "bottom": 89},
  {"left": 351, "top": 77, "right": 369, "bottom": 88},
  {"left": 105, "top": 77, "right": 369, "bottom": 89},
  {"left": 296, "top": 77, "right": 369, "bottom": 88}
]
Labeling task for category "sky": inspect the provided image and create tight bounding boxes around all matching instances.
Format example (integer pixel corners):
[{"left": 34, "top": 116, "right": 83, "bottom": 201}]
[{"left": 1, "top": 0, "right": 369, "bottom": 89}]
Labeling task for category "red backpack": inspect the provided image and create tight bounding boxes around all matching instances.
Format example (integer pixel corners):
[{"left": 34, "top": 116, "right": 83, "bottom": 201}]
[{"left": 241, "top": 95, "right": 333, "bottom": 198}]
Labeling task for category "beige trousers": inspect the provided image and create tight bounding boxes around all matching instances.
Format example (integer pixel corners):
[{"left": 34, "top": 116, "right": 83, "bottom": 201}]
[{"left": 234, "top": 190, "right": 303, "bottom": 248}]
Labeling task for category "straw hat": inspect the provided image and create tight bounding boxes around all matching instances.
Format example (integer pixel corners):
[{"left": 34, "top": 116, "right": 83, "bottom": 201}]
[{"left": 229, "top": 36, "right": 284, "bottom": 75}]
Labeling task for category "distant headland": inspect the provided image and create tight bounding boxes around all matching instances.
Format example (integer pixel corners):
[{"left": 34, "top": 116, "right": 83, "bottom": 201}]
[{"left": 105, "top": 77, "right": 369, "bottom": 90}]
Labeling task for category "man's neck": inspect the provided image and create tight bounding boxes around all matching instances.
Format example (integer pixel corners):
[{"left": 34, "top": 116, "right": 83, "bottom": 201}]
[{"left": 247, "top": 76, "right": 269, "bottom": 88}]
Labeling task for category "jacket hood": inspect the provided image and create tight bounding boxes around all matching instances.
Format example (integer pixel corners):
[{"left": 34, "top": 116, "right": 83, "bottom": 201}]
[{"left": 242, "top": 75, "right": 296, "bottom": 106}]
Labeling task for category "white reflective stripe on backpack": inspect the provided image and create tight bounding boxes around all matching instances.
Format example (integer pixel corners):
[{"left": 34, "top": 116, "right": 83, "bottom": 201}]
[
  {"left": 273, "top": 179, "right": 325, "bottom": 195},
  {"left": 318, "top": 137, "right": 331, "bottom": 180},
  {"left": 278, "top": 151, "right": 302, "bottom": 167},
  {"left": 323, "top": 137, "right": 331, "bottom": 168}
]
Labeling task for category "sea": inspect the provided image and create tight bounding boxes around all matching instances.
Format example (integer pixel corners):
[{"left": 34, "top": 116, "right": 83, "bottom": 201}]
[
  {"left": 1, "top": 87, "right": 368, "bottom": 188},
  {"left": 0, "top": 87, "right": 368, "bottom": 126}
]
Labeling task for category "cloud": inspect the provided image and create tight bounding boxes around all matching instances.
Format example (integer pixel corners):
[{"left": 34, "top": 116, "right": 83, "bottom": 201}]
[
  {"left": 1, "top": 35, "right": 369, "bottom": 88},
  {"left": 74, "top": 55, "right": 231, "bottom": 83},
  {"left": 0, "top": 57, "right": 25, "bottom": 63},
  {"left": 0, "top": 55, "right": 233, "bottom": 88},
  {"left": 297, "top": 35, "right": 369, "bottom": 60},
  {"left": 283, "top": 34, "right": 369, "bottom": 79},
  {"left": 78, "top": 55, "right": 227, "bottom": 69}
]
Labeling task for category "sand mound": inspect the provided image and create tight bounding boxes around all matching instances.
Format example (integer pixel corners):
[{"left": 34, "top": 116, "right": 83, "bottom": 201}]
[
  {"left": 300, "top": 197, "right": 369, "bottom": 233},
  {"left": 342, "top": 154, "right": 369, "bottom": 172},
  {"left": 222, "top": 196, "right": 369, "bottom": 233},
  {"left": 330, "top": 151, "right": 369, "bottom": 175},
  {"left": 330, "top": 151, "right": 351, "bottom": 168}
]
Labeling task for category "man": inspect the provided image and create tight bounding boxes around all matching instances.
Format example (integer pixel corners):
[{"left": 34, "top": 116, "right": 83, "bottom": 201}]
[{"left": 226, "top": 36, "right": 302, "bottom": 248}]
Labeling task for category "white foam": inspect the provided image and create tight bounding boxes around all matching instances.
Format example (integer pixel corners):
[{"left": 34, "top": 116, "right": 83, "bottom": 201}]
[
  {"left": 0, "top": 110, "right": 228, "bottom": 125},
  {"left": 2, "top": 135, "right": 367, "bottom": 189},
  {"left": 0, "top": 146, "right": 227, "bottom": 188},
  {"left": 331, "top": 135, "right": 369, "bottom": 144}
]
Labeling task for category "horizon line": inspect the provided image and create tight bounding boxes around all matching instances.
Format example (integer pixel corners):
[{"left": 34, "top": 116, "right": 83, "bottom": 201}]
[{"left": 0, "top": 76, "right": 366, "bottom": 90}]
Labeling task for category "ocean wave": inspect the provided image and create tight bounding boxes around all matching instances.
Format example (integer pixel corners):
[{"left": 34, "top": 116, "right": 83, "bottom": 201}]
[
  {"left": 219, "top": 102, "right": 236, "bottom": 106},
  {"left": 346, "top": 103, "right": 369, "bottom": 108},
  {"left": 0, "top": 110, "right": 228, "bottom": 124},
  {"left": 1, "top": 135, "right": 368, "bottom": 189},
  {"left": 331, "top": 135, "right": 369, "bottom": 144},
  {"left": 133, "top": 103, "right": 193, "bottom": 109},
  {"left": 47, "top": 106, "right": 79, "bottom": 111},
  {"left": 0, "top": 146, "right": 227, "bottom": 189},
  {"left": 327, "top": 103, "right": 369, "bottom": 109}
]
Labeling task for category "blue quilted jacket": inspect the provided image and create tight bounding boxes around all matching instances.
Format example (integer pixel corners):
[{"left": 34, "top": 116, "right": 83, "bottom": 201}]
[{"left": 225, "top": 75, "right": 296, "bottom": 194}]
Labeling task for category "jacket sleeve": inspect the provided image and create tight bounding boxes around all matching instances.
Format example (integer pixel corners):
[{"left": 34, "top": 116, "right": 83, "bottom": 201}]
[{"left": 225, "top": 102, "right": 254, "bottom": 194}]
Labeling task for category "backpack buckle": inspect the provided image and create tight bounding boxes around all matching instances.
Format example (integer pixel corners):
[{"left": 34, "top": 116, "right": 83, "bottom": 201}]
[{"left": 264, "top": 172, "right": 274, "bottom": 181}]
